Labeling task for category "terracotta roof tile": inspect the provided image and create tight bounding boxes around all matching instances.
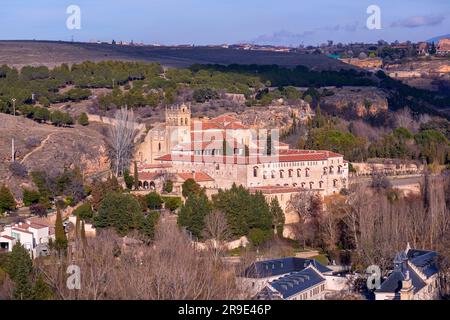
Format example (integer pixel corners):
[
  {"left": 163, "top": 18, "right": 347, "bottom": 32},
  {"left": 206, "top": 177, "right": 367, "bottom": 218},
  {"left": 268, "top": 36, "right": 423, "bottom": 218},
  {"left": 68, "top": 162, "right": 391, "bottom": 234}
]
[{"left": 177, "top": 172, "right": 215, "bottom": 182}]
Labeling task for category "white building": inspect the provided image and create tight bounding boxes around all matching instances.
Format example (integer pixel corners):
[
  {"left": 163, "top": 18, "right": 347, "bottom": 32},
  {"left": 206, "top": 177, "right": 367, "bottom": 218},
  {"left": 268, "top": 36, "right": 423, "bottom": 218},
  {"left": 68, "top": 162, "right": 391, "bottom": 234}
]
[{"left": 0, "top": 220, "right": 54, "bottom": 258}]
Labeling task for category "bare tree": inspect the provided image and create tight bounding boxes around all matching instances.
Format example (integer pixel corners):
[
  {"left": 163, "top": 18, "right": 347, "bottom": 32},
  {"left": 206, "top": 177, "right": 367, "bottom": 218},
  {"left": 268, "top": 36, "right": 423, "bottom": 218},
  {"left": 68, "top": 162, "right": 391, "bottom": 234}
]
[
  {"left": 109, "top": 107, "right": 137, "bottom": 177},
  {"left": 202, "top": 211, "right": 231, "bottom": 261},
  {"left": 36, "top": 220, "right": 243, "bottom": 300}
]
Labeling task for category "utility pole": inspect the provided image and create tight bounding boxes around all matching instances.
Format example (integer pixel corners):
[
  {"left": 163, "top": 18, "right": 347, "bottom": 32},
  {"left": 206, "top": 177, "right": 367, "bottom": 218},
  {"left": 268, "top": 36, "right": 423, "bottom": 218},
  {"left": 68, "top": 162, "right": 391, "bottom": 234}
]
[
  {"left": 112, "top": 78, "right": 115, "bottom": 89},
  {"left": 11, "top": 98, "right": 16, "bottom": 116},
  {"left": 11, "top": 138, "right": 15, "bottom": 162}
]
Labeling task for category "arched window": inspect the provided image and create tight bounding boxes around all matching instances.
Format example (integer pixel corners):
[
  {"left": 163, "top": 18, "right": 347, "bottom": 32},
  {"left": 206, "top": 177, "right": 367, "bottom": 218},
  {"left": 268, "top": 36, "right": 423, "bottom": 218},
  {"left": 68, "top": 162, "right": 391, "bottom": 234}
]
[
  {"left": 280, "top": 170, "right": 284, "bottom": 178},
  {"left": 309, "top": 182, "right": 314, "bottom": 189},
  {"left": 263, "top": 172, "right": 267, "bottom": 179},
  {"left": 158, "top": 142, "right": 161, "bottom": 151},
  {"left": 305, "top": 168, "right": 310, "bottom": 177},
  {"left": 329, "top": 166, "right": 334, "bottom": 174},
  {"left": 150, "top": 181, "right": 156, "bottom": 190},
  {"left": 253, "top": 166, "right": 258, "bottom": 178},
  {"left": 185, "top": 118, "right": 188, "bottom": 125},
  {"left": 301, "top": 182, "right": 306, "bottom": 188},
  {"left": 288, "top": 169, "right": 293, "bottom": 178},
  {"left": 271, "top": 171, "right": 276, "bottom": 179},
  {"left": 297, "top": 169, "right": 301, "bottom": 177},
  {"left": 338, "top": 165, "right": 342, "bottom": 174},
  {"left": 143, "top": 181, "right": 149, "bottom": 189},
  {"left": 323, "top": 167, "right": 328, "bottom": 175},
  {"left": 319, "top": 181, "right": 324, "bottom": 188}
]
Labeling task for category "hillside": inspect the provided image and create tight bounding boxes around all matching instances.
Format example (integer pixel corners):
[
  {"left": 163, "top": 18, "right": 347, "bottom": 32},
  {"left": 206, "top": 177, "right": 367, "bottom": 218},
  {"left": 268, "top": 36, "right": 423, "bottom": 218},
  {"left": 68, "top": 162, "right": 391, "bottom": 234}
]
[
  {"left": 0, "top": 40, "right": 355, "bottom": 70},
  {"left": 0, "top": 114, "right": 110, "bottom": 197}
]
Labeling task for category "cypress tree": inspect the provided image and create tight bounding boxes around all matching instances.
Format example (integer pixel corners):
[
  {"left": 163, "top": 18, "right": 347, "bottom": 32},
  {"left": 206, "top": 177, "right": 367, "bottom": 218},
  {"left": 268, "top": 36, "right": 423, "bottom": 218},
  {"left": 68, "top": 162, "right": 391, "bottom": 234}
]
[
  {"left": 54, "top": 208, "right": 68, "bottom": 252},
  {"left": 81, "top": 220, "right": 87, "bottom": 245},
  {"left": 75, "top": 214, "right": 80, "bottom": 238},
  {"left": 270, "top": 197, "right": 285, "bottom": 237},
  {"left": 133, "top": 161, "right": 139, "bottom": 190}
]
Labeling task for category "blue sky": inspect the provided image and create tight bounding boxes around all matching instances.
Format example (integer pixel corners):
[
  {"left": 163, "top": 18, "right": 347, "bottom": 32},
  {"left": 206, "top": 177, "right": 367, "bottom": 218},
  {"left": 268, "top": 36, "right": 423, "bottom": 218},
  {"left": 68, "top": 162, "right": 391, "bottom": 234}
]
[{"left": 0, "top": 0, "right": 448, "bottom": 45}]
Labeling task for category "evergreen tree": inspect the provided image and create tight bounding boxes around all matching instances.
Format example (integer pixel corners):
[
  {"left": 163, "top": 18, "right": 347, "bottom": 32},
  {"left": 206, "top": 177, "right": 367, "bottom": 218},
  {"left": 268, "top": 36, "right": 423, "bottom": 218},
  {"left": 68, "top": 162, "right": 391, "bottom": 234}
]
[
  {"left": 163, "top": 180, "right": 174, "bottom": 193},
  {"left": 145, "top": 192, "right": 163, "bottom": 210},
  {"left": 270, "top": 197, "right": 285, "bottom": 237},
  {"left": 139, "top": 211, "right": 160, "bottom": 241},
  {"left": 7, "top": 243, "right": 33, "bottom": 300},
  {"left": 80, "top": 220, "right": 87, "bottom": 245},
  {"left": 133, "top": 161, "right": 139, "bottom": 190},
  {"left": 95, "top": 193, "right": 142, "bottom": 236},
  {"left": 77, "top": 112, "right": 89, "bottom": 126},
  {"left": 123, "top": 170, "right": 134, "bottom": 190},
  {"left": 54, "top": 208, "right": 68, "bottom": 252},
  {"left": 32, "top": 276, "right": 53, "bottom": 300},
  {"left": 212, "top": 184, "right": 273, "bottom": 238},
  {"left": 0, "top": 185, "right": 16, "bottom": 213},
  {"left": 75, "top": 214, "right": 80, "bottom": 238},
  {"left": 178, "top": 190, "right": 212, "bottom": 239},
  {"left": 182, "top": 179, "right": 200, "bottom": 198}
]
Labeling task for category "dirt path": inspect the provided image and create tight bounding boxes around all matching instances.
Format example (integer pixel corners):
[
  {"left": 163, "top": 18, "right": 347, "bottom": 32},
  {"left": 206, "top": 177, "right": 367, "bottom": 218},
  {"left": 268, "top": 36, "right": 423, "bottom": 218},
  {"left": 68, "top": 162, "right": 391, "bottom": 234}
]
[{"left": 20, "top": 132, "right": 56, "bottom": 164}]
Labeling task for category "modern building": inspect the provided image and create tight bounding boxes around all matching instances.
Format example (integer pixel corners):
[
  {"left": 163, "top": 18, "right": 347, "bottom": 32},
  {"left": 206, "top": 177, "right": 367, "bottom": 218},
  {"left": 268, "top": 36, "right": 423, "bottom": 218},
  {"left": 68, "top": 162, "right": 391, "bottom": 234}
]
[{"left": 375, "top": 244, "right": 440, "bottom": 300}]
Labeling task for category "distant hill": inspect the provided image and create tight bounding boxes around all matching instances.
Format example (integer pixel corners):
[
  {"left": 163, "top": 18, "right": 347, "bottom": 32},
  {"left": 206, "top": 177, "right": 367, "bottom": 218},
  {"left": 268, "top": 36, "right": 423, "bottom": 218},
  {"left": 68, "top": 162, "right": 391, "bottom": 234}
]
[
  {"left": 427, "top": 34, "right": 450, "bottom": 43},
  {"left": 0, "top": 40, "right": 354, "bottom": 71}
]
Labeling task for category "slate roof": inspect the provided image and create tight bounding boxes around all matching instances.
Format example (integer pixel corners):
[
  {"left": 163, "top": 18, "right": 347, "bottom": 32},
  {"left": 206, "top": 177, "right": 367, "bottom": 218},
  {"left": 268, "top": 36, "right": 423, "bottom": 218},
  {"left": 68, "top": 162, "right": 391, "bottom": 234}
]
[
  {"left": 243, "top": 257, "right": 332, "bottom": 279},
  {"left": 269, "top": 267, "right": 326, "bottom": 299},
  {"left": 407, "top": 250, "right": 439, "bottom": 278},
  {"left": 377, "top": 268, "right": 426, "bottom": 294},
  {"left": 377, "top": 247, "right": 439, "bottom": 295}
]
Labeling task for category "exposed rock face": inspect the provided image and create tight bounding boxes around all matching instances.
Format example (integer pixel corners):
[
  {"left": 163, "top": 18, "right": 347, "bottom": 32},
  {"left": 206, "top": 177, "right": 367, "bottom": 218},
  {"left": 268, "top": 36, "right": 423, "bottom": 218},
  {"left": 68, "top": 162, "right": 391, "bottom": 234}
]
[
  {"left": 0, "top": 114, "right": 110, "bottom": 197},
  {"left": 321, "top": 87, "right": 388, "bottom": 118},
  {"left": 233, "top": 101, "right": 313, "bottom": 132}
]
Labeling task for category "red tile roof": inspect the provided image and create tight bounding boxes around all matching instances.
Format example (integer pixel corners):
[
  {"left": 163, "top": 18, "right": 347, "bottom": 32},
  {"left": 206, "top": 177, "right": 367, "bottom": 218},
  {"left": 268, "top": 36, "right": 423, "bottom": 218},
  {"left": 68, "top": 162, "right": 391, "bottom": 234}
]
[
  {"left": 28, "top": 223, "right": 48, "bottom": 230},
  {"left": 156, "top": 149, "right": 343, "bottom": 164},
  {"left": 177, "top": 172, "right": 215, "bottom": 182},
  {"left": 0, "top": 235, "right": 15, "bottom": 241},
  {"left": 138, "top": 172, "right": 161, "bottom": 181},
  {"left": 249, "top": 186, "right": 322, "bottom": 194},
  {"left": 138, "top": 163, "right": 172, "bottom": 170}
]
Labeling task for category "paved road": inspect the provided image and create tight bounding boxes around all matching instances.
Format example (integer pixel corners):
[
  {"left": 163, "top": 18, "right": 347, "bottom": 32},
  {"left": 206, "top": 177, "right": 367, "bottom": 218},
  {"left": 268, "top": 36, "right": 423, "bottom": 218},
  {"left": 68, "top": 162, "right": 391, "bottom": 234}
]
[{"left": 351, "top": 175, "right": 423, "bottom": 187}]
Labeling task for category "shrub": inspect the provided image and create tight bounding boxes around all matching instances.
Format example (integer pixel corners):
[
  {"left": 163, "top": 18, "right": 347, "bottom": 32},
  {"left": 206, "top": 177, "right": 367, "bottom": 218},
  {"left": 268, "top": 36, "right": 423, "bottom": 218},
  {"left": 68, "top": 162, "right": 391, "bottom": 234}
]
[
  {"left": 248, "top": 228, "right": 273, "bottom": 247},
  {"left": 73, "top": 202, "right": 94, "bottom": 222},
  {"left": 162, "top": 196, "right": 182, "bottom": 212},
  {"left": 9, "top": 162, "right": 28, "bottom": 178},
  {"left": 145, "top": 192, "right": 163, "bottom": 210},
  {"left": 30, "top": 203, "right": 47, "bottom": 217},
  {"left": 163, "top": 180, "right": 174, "bottom": 193},
  {"left": 77, "top": 112, "right": 89, "bottom": 126},
  {"left": 22, "top": 189, "right": 40, "bottom": 206}
]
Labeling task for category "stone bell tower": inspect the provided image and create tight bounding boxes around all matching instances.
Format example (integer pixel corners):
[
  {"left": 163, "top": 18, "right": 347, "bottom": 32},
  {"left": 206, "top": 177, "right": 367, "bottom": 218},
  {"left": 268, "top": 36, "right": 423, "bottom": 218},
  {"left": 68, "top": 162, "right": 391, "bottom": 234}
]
[{"left": 165, "top": 102, "right": 191, "bottom": 152}]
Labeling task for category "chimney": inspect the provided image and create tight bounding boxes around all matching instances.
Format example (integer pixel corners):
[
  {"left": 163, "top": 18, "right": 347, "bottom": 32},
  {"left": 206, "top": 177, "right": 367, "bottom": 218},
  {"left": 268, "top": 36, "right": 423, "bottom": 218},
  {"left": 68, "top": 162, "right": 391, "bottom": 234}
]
[{"left": 400, "top": 271, "right": 415, "bottom": 300}]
